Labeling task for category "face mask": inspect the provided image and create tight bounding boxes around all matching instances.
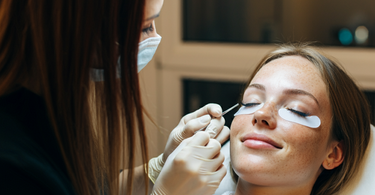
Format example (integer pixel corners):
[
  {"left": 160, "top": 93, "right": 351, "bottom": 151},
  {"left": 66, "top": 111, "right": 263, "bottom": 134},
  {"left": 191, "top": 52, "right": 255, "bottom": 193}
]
[
  {"left": 90, "top": 34, "right": 162, "bottom": 81},
  {"left": 137, "top": 34, "right": 161, "bottom": 72}
]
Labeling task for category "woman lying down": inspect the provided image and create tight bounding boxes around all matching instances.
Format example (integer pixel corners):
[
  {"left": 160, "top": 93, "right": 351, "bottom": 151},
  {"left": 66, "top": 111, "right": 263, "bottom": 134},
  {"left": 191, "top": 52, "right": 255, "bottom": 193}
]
[{"left": 226, "top": 43, "right": 371, "bottom": 195}]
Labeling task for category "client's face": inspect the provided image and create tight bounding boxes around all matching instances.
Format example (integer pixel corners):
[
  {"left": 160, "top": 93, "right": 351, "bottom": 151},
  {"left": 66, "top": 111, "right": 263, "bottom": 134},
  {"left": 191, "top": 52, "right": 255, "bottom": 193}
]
[{"left": 230, "top": 56, "right": 333, "bottom": 188}]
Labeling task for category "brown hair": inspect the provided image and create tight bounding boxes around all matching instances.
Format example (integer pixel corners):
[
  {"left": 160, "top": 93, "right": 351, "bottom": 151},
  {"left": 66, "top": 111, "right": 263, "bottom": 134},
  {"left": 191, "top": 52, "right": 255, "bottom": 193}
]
[
  {"left": 239, "top": 43, "right": 371, "bottom": 195},
  {"left": 0, "top": 1, "right": 148, "bottom": 195}
]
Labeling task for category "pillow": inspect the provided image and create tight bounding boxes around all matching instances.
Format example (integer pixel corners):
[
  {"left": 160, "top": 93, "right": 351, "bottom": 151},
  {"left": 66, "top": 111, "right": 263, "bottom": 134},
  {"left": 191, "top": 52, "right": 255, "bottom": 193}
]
[
  {"left": 214, "top": 140, "right": 236, "bottom": 195},
  {"left": 214, "top": 125, "right": 375, "bottom": 195},
  {"left": 338, "top": 124, "right": 375, "bottom": 194}
]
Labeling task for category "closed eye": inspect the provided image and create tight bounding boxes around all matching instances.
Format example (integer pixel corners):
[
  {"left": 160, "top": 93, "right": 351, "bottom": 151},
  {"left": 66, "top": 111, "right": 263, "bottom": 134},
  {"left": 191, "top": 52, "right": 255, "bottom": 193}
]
[
  {"left": 241, "top": 102, "right": 261, "bottom": 107},
  {"left": 287, "top": 108, "right": 309, "bottom": 118},
  {"left": 142, "top": 24, "right": 154, "bottom": 34}
]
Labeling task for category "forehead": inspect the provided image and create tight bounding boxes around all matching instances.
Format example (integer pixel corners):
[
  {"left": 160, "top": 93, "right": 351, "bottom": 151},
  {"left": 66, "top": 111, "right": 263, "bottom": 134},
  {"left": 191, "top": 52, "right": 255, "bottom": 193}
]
[
  {"left": 145, "top": 0, "right": 163, "bottom": 18},
  {"left": 252, "top": 56, "right": 325, "bottom": 91},
  {"left": 249, "top": 56, "right": 330, "bottom": 108}
]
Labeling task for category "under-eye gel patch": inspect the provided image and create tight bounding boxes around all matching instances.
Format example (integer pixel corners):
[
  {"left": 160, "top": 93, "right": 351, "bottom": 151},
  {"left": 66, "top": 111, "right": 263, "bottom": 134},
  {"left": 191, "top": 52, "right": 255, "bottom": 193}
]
[
  {"left": 278, "top": 108, "right": 321, "bottom": 128},
  {"left": 234, "top": 103, "right": 264, "bottom": 116}
]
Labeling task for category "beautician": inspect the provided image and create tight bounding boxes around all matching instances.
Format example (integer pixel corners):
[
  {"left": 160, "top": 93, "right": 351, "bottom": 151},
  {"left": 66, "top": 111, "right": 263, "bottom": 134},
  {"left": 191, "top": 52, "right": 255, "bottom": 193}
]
[{"left": 0, "top": 0, "right": 229, "bottom": 195}]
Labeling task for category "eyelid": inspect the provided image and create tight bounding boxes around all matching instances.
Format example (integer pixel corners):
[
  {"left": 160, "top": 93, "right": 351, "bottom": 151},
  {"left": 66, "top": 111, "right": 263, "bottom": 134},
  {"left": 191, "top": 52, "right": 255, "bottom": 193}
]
[
  {"left": 142, "top": 22, "right": 153, "bottom": 29},
  {"left": 286, "top": 107, "right": 310, "bottom": 117},
  {"left": 242, "top": 96, "right": 314, "bottom": 117},
  {"left": 142, "top": 23, "right": 153, "bottom": 34}
]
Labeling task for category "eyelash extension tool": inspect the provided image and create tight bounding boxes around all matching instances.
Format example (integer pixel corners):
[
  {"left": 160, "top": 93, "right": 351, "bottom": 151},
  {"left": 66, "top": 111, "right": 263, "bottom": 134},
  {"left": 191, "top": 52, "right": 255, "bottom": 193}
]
[
  {"left": 221, "top": 103, "right": 239, "bottom": 116},
  {"left": 196, "top": 103, "right": 239, "bottom": 133}
]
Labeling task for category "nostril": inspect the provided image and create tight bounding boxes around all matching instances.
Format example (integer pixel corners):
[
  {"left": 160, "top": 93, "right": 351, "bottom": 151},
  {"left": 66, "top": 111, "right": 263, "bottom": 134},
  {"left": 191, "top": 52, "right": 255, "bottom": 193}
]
[{"left": 262, "top": 120, "right": 269, "bottom": 126}]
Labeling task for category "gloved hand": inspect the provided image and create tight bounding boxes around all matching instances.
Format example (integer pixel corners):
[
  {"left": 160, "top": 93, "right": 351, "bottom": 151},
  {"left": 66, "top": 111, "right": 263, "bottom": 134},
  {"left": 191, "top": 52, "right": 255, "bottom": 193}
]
[
  {"left": 163, "top": 103, "right": 230, "bottom": 162},
  {"left": 147, "top": 103, "right": 230, "bottom": 183},
  {"left": 151, "top": 132, "right": 227, "bottom": 195}
]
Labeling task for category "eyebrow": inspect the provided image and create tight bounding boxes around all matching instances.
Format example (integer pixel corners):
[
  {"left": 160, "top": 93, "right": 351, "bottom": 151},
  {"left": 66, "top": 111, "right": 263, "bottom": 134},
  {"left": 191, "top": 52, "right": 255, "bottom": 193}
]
[
  {"left": 248, "top": 83, "right": 265, "bottom": 91},
  {"left": 248, "top": 83, "right": 320, "bottom": 105},
  {"left": 145, "top": 13, "right": 160, "bottom": 21},
  {"left": 283, "top": 89, "right": 319, "bottom": 105}
]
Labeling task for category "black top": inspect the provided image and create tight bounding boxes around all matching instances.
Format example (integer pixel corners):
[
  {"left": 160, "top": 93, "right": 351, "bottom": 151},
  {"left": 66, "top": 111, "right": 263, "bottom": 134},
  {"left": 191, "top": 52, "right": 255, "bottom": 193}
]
[{"left": 0, "top": 88, "right": 76, "bottom": 194}]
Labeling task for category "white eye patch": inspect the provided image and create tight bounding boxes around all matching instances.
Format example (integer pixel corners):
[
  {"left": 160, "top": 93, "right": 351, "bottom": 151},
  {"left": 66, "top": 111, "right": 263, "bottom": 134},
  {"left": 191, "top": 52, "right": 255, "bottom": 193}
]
[
  {"left": 278, "top": 108, "right": 321, "bottom": 128},
  {"left": 234, "top": 103, "right": 264, "bottom": 116},
  {"left": 233, "top": 104, "right": 321, "bottom": 128}
]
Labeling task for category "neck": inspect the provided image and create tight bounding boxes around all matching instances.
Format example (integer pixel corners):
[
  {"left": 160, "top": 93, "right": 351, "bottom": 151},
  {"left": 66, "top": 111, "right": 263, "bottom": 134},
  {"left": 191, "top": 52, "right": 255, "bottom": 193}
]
[{"left": 234, "top": 178, "right": 313, "bottom": 195}]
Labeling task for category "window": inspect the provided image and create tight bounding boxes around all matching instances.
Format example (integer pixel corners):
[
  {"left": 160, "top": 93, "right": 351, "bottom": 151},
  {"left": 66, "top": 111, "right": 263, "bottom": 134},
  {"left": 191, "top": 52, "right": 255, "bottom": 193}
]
[{"left": 184, "top": 0, "right": 375, "bottom": 47}]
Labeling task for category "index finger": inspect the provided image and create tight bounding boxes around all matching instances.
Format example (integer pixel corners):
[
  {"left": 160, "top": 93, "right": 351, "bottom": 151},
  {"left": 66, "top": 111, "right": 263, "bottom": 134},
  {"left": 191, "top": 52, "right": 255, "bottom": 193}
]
[
  {"left": 187, "top": 131, "right": 211, "bottom": 147},
  {"left": 183, "top": 103, "right": 223, "bottom": 124}
]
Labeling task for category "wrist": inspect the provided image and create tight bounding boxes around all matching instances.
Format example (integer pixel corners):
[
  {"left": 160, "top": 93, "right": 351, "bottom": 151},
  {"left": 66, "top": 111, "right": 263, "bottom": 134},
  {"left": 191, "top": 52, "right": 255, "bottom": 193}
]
[{"left": 147, "top": 153, "right": 165, "bottom": 183}]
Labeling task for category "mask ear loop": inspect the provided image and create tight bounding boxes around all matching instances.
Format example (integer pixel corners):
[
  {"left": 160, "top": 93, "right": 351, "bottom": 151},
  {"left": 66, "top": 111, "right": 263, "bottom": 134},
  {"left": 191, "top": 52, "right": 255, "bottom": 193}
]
[{"left": 90, "top": 35, "right": 162, "bottom": 81}]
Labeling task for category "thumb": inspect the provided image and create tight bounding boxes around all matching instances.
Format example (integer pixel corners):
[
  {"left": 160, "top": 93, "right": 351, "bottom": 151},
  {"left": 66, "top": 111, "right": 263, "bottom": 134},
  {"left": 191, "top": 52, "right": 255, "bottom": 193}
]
[{"left": 179, "top": 114, "right": 211, "bottom": 140}]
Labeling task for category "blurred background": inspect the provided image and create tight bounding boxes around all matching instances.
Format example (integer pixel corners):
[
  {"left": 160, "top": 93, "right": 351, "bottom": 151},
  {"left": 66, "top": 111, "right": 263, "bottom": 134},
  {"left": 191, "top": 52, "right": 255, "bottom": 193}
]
[
  {"left": 138, "top": 0, "right": 375, "bottom": 161},
  {"left": 184, "top": 0, "right": 375, "bottom": 47}
]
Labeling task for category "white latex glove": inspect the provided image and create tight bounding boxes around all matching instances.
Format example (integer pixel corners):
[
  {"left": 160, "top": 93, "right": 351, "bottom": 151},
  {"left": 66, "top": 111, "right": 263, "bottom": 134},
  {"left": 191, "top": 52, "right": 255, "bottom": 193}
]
[
  {"left": 151, "top": 132, "right": 227, "bottom": 195},
  {"left": 147, "top": 104, "right": 229, "bottom": 183},
  {"left": 163, "top": 103, "right": 230, "bottom": 163}
]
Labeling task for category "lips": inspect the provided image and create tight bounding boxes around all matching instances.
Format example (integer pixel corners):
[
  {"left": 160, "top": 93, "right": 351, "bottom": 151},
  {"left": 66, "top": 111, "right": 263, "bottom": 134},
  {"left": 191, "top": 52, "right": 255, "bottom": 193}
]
[{"left": 241, "top": 133, "right": 282, "bottom": 149}]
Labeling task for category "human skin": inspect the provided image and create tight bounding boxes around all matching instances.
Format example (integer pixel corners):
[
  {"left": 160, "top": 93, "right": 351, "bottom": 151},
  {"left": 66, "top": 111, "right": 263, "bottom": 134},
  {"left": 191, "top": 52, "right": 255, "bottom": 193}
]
[
  {"left": 230, "top": 56, "right": 343, "bottom": 195},
  {"left": 119, "top": 0, "right": 164, "bottom": 194},
  {"left": 140, "top": 0, "right": 164, "bottom": 42}
]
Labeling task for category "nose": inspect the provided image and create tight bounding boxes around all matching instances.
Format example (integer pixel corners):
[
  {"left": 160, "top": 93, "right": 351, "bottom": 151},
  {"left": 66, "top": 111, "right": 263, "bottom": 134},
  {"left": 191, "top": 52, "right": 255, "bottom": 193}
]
[
  {"left": 148, "top": 21, "right": 158, "bottom": 38},
  {"left": 252, "top": 102, "right": 277, "bottom": 129}
]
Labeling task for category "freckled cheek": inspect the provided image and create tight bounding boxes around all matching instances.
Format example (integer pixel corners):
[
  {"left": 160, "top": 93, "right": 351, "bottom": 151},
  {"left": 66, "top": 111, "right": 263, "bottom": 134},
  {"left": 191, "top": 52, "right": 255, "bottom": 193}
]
[
  {"left": 284, "top": 126, "right": 325, "bottom": 162},
  {"left": 230, "top": 116, "right": 252, "bottom": 137},
  {"left": 320, "top": 117, "right": 333, "bottom": 139},
  {"left": 230, "top": 116, "right": 251, "bottom": 163}
]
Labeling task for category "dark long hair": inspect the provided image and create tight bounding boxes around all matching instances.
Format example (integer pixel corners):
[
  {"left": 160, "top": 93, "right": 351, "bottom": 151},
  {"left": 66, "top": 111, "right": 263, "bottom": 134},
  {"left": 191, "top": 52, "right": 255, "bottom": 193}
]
[{"left": 0, "top": 1, "right": 148, "bottom": 194}]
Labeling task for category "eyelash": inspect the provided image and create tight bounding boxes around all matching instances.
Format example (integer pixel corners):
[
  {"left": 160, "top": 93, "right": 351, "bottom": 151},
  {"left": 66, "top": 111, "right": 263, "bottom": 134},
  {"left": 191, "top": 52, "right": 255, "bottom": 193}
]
[
  {"left": 242, "top": 102, "right": 309, "bottom": 118},
  {"left": 287, "top": 108, "right": 309, "bottom": 118},
  {"left": 241, "top": 102, "right": 260, "bottom": 107},
  {"left": 142, "top": 24, "right": 154, "bottom": 34}
]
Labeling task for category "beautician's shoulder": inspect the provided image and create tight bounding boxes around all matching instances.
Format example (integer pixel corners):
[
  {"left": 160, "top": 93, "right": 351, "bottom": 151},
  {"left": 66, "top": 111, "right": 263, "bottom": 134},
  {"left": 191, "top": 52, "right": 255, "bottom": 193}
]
[{"left": 0, "top": 89, "right": 76, "bottom": 195}]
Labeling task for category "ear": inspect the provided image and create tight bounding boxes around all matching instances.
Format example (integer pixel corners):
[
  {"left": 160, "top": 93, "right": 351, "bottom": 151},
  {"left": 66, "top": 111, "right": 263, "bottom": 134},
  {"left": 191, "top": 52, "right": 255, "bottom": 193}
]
[{"left": 322, "top": 141, "right": 344, "bottom": 170}]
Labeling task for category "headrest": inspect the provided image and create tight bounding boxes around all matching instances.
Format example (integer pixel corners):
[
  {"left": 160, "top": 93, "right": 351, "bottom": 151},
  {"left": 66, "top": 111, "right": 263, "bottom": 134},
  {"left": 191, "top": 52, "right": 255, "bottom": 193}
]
[{"left": 214, "top": 125, "right": 375, "bottom": 195}]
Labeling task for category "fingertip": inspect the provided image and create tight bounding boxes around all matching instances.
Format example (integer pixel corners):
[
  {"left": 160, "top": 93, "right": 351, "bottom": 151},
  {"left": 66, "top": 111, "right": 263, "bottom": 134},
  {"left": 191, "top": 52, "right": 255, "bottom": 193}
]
[
  {"left": 207, "top": 103, "right": 222, "bottom": 117},
  {"left": 191, "top": 131, "right": 210, "bottom": 145},
  {"left": 199, "top": 114, "right": 211, "bottom": 124},
  {"left": 213, "top": 109, "right": 222, "bottom": 116},
  {"left": 215, "top": 126, "right": 230, "bottom": 145},
  {"left": 207, "top": 138, "right": 221, "bottom": 149},
  {"left": 217, "top": 152, "right": 225, "bottom": 163},
  {"left": 217, "top": 164, "right": 227, "bottom": 179},
  {"left": 206, "top": 139, "right": 222, "bottom": 157},
  {"left": 221, "top": 116, "right": 226, "bottom": 124},
  {"left": 223, "top": 125, "right": 230, "bottom": 134}
]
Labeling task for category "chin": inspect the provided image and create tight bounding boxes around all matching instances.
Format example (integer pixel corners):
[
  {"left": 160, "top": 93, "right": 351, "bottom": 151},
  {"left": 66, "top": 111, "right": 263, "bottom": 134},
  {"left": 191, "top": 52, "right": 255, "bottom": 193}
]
[
  {"left": 232, "top": 159, "right": 275, "bottom": 185},
  {"left": 233, "top": 160, "right": 318, "bottom": 188},
  {"left": 235, "top": 170, "right": 280, "bottom": 187}
]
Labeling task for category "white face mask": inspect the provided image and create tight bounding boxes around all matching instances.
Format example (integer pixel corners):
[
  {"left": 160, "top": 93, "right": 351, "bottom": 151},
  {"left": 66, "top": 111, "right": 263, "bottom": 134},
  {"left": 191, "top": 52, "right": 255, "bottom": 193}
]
[
  {"left": 90, "top": 35, "right": 162, "bottom": 82},
  {"left": 137, "top": 34, "right": 161, "bottom": 72}
]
